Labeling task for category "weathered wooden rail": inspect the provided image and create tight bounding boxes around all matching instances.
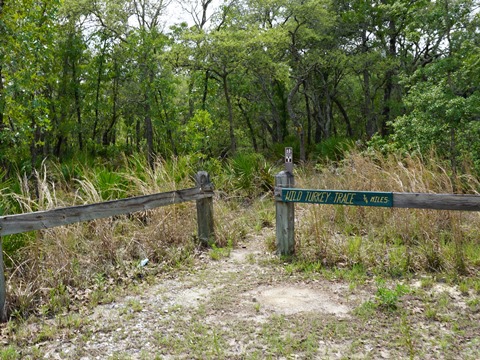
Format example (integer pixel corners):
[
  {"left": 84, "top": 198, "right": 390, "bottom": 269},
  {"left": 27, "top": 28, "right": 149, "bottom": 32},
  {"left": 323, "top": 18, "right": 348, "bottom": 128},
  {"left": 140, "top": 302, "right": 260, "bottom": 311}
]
[
  {"left": 0, "top": 171, "right": 214, "bottom": 321},
  {"left": 275, "top": 148, "right": 480, "bottom": 256}
]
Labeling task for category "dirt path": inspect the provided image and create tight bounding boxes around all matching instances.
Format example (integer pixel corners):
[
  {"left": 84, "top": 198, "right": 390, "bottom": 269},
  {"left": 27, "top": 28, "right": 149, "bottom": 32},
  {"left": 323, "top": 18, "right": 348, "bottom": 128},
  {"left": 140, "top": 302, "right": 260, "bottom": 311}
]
[{"left": 6, "top": 229, "right": 480, "bottom": 359}]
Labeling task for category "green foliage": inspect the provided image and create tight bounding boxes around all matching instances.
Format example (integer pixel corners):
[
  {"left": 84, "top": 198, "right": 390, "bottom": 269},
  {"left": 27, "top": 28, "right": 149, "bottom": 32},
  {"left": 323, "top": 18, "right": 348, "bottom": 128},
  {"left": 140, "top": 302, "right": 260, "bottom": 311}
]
[
  {"left": 2, "top": 233, "right": 35, "bottom": 267},
  {"left": 0, "top": 170, "right": 13, "bottom": 216},
  {"left": 284, "top": 260, "right": 323, "bottom": 276},
  {"left": 314, "top": 137, "right": 354, "bottom": 162},
  {"left": 354, "top": 300, "right": 376, "bottom": 319},
  {"left": 375, "top": 279, "right": 410, "bottom": 311},
  {"left": 92, "top": 168, "right": 128, "bottom": 200},
  {"left": 0, "top": 0, "right": 478, "bottom": 174},
  {"left": 41, "top": 283, "right": 71, "bottom": 316},
  {"left": 225, "top": 152, "right": 275, "bottom": 196},
  {"left": 391, "top": 78, "right": 480, "bottom": 171},
  {"left": 389, "top": 8, "right": 480, "bottom": 172},
  {"left": 208, "top": 240, "right": 233, "bottom": 261},
  {"left": 0, "top": 346, "right": 21, "bottom": 360},
  {"left": 182, "top": 110, "right": 214, "bottom": 156}
]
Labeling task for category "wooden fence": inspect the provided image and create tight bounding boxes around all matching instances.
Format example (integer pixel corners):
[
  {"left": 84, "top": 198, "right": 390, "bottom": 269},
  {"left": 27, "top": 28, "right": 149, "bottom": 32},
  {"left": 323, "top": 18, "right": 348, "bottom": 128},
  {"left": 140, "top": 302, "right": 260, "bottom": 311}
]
[
  {"left": 0, "top": 171, "right": 214, "bottom": 321},
  {"left": 275, "top": 148, "right": 480, "bottom": 256}
]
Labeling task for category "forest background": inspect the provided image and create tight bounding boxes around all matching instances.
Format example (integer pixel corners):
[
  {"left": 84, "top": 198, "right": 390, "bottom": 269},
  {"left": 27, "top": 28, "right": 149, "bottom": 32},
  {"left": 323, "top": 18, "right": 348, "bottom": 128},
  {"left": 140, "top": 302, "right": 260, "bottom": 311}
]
[
  {"left": 0, "top": 0, "right": 479, "bottom": 174},
  {"left": 1, "top": 0, "right": 480, "bottom": 324}
]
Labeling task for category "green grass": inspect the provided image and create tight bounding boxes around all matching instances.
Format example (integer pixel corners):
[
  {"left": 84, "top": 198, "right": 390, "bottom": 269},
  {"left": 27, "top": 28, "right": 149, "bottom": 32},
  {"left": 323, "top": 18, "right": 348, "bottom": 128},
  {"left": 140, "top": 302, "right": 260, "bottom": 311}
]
[
  {"left": 0, "top": 346, "right": 21, "bottom": 360},
  {"left": 208, "top": 242, "right": 232, "bottom": 261},
  {"left": 374, "top": 280, "right": 410, "bottom": 311}
]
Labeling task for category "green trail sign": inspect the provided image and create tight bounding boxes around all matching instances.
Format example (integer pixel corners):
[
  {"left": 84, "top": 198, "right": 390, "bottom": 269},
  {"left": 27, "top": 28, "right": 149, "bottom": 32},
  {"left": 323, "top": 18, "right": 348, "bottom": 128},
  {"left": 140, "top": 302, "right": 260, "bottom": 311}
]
[{"left": 281, "top": 188, "right": 393, "bottom": 208}]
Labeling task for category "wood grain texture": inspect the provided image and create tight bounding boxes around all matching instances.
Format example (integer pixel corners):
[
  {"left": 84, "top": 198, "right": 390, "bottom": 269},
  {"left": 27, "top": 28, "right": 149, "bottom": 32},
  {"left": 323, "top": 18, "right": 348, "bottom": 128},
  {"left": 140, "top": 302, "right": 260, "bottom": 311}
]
[
  {"left": 0, "top": 240, "right": 6, "bottom": 322},
  {"left": 275, "top": 171, "right": 295, "bottom": 256},
  {"left": 393, "top": 193, "right": 480, "bottom": 211},
  {"left": 275, "top": 187, "right": 480, "bottom": 212},
  {"left": 0, "top": 187, "right": 213, "bottom": 236},
  {"left": 195, "top": 171, "right": 215, "bottom": 245}
]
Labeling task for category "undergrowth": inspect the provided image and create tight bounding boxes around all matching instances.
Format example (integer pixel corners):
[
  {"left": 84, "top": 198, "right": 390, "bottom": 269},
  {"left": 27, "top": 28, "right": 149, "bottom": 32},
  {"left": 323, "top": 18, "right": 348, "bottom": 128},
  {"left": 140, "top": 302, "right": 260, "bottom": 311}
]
[
  {"left": 295, "top": 150, "right": 480, "bottom": 277},
  {"left": 1, "top": 153, "right": 270, "bottom": 321},
  {"left": 1, "top": 149, "right": 480, "bottom": 322}
]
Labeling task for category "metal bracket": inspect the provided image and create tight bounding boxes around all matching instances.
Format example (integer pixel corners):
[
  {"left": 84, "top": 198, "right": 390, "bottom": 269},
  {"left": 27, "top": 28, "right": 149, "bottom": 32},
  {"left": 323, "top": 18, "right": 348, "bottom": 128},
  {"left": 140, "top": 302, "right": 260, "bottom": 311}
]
[{"left": 285, "top": 147, "right": 293, "bottom": 174}]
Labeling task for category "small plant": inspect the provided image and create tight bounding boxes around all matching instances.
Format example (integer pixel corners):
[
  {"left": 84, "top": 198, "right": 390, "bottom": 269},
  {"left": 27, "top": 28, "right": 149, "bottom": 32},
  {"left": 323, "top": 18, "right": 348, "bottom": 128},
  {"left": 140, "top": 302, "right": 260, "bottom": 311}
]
[
  {"left": 354, "top": 300, "right": 376, "bottom": 319},
  {"left": 0, "top": 346, "right": 21, "bottom": 360},
  {"left": 122, "top": 299, "right": 143, "bottom": 314},
  {"left": 458, "top": 280, "right": 470, "bottom": 296},
  {"left": 36, "top": 323, "right": 58, "bottom": 342},
  {"left": 375, "top": 279, "right": 409, "bottom": 311},
  {"left": 400, "top": 313, "right": 416, "bottom": 359},
  {"left": 246, "top": 253, "right": 256, "bottom": 264},
  {"left": 425, "top": 305, "right": 439, "bottom": 321},
  {"left": 467, "top": 297, "right": 479, "bottom": 311},
  {"left": 420, "top": 276, "right": 435, "bottom": 289},
  {"left": 45, "top": 283, "right": 71, "bottom": 315},
  {"left": 284, "top": 260, "right": 322, "bottom": 275},
  {"left": 208, "top": 240, "right": 233, "bottom": 261}
]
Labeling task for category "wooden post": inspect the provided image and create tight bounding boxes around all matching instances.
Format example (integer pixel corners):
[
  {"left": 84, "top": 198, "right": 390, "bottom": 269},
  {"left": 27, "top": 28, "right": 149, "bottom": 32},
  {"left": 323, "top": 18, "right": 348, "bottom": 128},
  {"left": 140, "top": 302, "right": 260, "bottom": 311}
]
[
  {"left": 0, "top": 237, "right": 6, "bottom": 322},
  {"left": 195, "top": 171, "right": 214, "bottom": 246},
  {"left": 275, "top": 170, "right": 295, "bottom": 256}
]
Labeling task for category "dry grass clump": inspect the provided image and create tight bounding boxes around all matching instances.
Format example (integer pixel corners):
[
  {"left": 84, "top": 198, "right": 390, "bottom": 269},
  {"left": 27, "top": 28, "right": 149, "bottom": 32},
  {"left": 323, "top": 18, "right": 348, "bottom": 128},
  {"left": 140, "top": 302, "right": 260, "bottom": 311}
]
[
  {"left": 295, "top": 151, "right": 480, "bottom": 276},
  {"left": 2, "top": 154, "right": 270, "bottom": 321},
  {"left": 2, "top": 157, "right": 205, "bottom": 320}
]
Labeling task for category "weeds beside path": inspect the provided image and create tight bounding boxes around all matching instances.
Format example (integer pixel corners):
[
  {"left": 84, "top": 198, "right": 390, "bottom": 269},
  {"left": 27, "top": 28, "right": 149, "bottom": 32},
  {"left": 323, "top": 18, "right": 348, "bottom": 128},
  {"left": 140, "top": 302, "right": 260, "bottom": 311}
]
[{"left": 2, "top": 228, "right": 480, "bottom": 359}]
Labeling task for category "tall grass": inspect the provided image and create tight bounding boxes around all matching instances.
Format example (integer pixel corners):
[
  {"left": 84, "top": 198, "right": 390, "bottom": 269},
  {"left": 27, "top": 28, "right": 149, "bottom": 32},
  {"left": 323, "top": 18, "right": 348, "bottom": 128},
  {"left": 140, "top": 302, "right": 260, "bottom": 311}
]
[
  {"left": 1, "top": 155, "right": 209, "bottom": 320},
  {"left": 295, "top": 151, "right": 480, "bottom": 276},
  {"left": 2, "top": 152, "right": 275, "bottom": 320},
  {"left": 3, "top": 149, "right": 480, "bottom": 321}
]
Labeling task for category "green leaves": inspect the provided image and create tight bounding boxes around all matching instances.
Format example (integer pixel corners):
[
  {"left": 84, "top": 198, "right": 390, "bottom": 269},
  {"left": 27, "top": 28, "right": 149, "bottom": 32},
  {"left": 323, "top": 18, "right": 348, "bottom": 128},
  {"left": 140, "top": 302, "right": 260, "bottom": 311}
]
[{"left": 0, "top": 0, "right": 478, "bottom": 175}]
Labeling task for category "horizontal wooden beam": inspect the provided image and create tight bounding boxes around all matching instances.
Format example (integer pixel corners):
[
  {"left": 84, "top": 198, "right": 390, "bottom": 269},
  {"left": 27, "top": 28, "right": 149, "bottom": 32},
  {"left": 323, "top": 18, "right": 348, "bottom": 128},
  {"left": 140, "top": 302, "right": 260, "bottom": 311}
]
[
  {"left": 276, "top": 187, "right": 480, "bottom": 212},
  {"left": 0, "top": 187, "right": 213, "bottom": 236},
  {"left": 393, "top": 192, "right": 480, "bottom": 211},
  {"left": 278, "top": 188, "right": 393, "bottom": 207}
]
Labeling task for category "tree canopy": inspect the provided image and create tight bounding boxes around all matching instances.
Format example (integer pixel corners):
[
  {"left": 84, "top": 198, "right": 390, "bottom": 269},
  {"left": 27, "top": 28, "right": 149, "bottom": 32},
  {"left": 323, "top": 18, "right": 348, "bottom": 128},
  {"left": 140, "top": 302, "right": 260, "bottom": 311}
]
[{"left": 1, "top": 0, "right": 479, "bottom": 173}]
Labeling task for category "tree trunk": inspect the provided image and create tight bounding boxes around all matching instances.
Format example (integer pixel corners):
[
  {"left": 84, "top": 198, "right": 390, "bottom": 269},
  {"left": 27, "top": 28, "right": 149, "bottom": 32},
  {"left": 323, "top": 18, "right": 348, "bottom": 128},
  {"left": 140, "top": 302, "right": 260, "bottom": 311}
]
[
  {"left": 55, "top": 47, "right": 69, "bottom": 158},
  {"left": 188, "top": 78, "right": 195, "bottom": 118},
  {"left": 0, "top": 65, "right": 4, "bottom": 134},
  {"left": 0, "top": 1, "right": 3, "bottom": 136},
  {"left": 261, "top": 78, "right": 282, "bottom": 143},
  {"left": 30, "top": 104, "right": 42, "bottom": 199},
  {"left": 72, "top": 60, "right": 83, "bottom": 150},
  {"left": 333, "top": 97, "right": 353, "bottom": 137},
  {"left": 103, "top": 65, "right": 119, "bottom": 146},
  {"left": 145, "top": 101, "right": 154, "bottom": 169},
  {"left": 156, "top": 89, "right": 177, "bottom": 156},
  {"left": 222, "top": 73, "right": 236, "bottom": 154},
  {"left": 381, "top": 18, "right": 397, "bottom": 137},
  {"left": 321, "top": 72, "right": 332, "bottom": 140},
  {"left": 275, "top": 80, "right": 289, "bottom": 142},
  {"left": 362, "top": 28, "right": 376, "bottom": 138},
  {"left": 93, "top": 37, "right": 107, "bottom": 142},
  {"left": 202, "top": 70, "right": 210, "bottom": 110},
  {"left": 303, "top": 81, "right": 312, "bottom": 147},
  {"left": 237, "top": 98, "right": 258, "bottom": 152},
  {"left": 287, "top": 79, "right": 306, "bottom": 162},
  {"left": 136, "top": 118, "right": 141, "bottom": 151}
]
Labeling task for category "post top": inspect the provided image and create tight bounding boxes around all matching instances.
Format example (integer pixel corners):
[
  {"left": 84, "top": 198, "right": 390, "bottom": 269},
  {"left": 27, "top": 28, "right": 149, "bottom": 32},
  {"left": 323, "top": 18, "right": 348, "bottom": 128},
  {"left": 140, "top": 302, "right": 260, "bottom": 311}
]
[
  {"left": 196, "top": 171, "right": 213, "bottom": 191},
  {"left": 285, "top": 147, "right": 293, "bottom": 174}
]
